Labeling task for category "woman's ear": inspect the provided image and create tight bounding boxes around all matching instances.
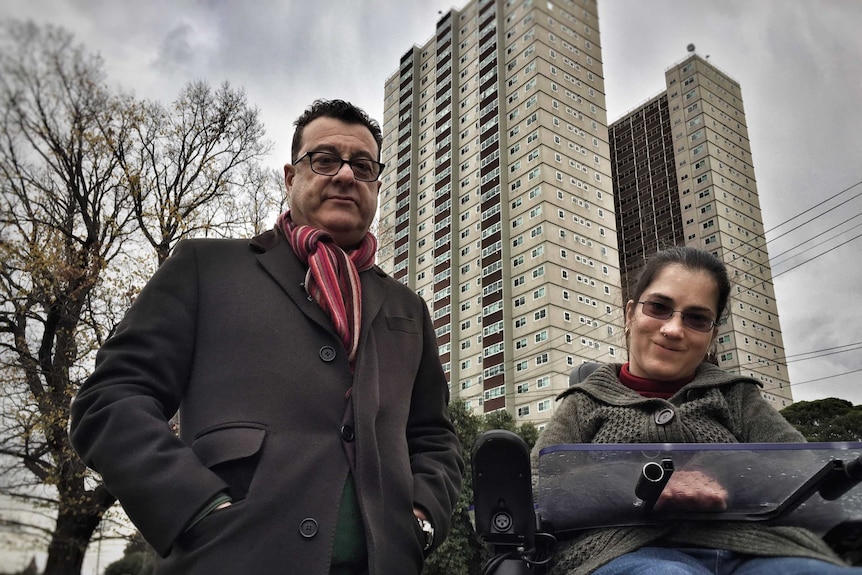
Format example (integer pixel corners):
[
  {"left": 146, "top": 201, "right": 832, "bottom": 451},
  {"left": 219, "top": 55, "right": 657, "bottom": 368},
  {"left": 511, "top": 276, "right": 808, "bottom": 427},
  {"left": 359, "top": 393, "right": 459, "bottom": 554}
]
[
  {"left": 624, "top": 299, "right": 635, "bottom": 324},
  {"left": 705, "top": 338, "right": 719, "bottom": 365}
]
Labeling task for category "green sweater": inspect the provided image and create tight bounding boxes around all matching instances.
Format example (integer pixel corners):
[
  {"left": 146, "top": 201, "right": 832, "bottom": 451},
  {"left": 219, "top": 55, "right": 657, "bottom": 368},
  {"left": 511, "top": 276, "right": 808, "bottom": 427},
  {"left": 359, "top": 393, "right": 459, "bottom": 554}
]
[{"left": 531, "top": 363, "right": 847, "bottom": 574}]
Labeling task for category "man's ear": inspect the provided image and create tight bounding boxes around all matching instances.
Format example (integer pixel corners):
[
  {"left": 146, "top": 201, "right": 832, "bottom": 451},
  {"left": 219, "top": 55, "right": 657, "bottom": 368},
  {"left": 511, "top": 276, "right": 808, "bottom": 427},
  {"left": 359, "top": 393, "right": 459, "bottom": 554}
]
[{"left": 284, "top": 163, "right": 295, "bottom": 190}]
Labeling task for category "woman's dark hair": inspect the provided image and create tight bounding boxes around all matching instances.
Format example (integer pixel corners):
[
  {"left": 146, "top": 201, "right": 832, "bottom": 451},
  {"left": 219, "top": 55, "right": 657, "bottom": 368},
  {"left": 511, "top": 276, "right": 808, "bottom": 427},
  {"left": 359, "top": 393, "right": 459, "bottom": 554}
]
[
  {"left": 291, "top": 99, "right": 383, "bottom": 161},
  {"left": 630, "top": 246, "right": 731, "bottom": 321}
]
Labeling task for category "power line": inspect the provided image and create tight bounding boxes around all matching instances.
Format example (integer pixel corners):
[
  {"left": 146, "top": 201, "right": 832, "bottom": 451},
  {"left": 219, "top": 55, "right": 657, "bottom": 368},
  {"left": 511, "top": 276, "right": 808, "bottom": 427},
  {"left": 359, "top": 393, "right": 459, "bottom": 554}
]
[
  {"left": 711, "top": 178, "right": 862, "bottom": 298},
  {"left": 787, "top": 366, "right": 862, "bottom": 388},
  {"left": 728, "top": 178, "right": 862, "bottom": 263},
  {"left": 734, "top": 341, "right": 862, "bottom": 372},
  {"left": 770, "top": 216, "right": 862, "bottom": 267},
  {"left": 773, "top": 229, "right": 862, "bottom": 279},
  {"left": 782, "top": 341, "right": 862, "bottom": 361},
  {"left": 763, "top": 182, "right": 862, "bottom": 244}
]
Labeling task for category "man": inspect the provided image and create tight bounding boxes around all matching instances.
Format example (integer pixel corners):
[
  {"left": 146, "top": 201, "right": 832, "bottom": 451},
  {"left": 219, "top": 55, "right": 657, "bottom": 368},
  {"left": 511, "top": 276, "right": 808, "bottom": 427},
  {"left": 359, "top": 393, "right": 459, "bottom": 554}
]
[{"left": 71, "top": 99, "right": 463, "bottom": 574}]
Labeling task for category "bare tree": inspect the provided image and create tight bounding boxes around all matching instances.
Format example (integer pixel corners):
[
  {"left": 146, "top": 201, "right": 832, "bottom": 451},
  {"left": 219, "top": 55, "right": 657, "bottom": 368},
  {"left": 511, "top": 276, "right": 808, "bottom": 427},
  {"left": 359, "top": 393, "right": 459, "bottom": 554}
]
[
  {"left": 117, "top": 79, "right": 276, "bottom": 264},
  {"left": 0, "top": 21, "right": 283, "bottom": 575},
  {"left": 231, "top": 163, "right": 286, "bottom": 237},
  {"left": 0, "top": 20, "right": 136, "bottom": 574}
]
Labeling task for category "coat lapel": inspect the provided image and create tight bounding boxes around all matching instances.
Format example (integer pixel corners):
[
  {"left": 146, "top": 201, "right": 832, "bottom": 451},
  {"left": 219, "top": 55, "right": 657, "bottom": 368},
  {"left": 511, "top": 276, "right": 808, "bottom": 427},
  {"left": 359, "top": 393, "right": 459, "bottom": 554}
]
[
  {"left": 251, "top": 229, "right": 391, "bottom": 352},
  {"left": 251, "top": 230, "right": 334, "bottom": 335}
]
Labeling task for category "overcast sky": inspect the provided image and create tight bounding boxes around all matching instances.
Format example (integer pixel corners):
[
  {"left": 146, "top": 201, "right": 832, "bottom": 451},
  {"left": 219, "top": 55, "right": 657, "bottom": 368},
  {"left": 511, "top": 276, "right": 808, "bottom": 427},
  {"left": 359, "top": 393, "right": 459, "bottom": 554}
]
[{"left": 1, "top": 0, "right": 860, "bottom": 412}]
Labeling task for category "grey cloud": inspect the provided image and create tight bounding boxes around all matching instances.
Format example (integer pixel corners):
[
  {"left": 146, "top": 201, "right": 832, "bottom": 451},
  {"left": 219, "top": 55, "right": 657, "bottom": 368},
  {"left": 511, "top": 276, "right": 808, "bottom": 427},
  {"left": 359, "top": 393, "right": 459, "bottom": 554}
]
[{"left": 154, "top": 22, "right": 198, "bottom": 72}]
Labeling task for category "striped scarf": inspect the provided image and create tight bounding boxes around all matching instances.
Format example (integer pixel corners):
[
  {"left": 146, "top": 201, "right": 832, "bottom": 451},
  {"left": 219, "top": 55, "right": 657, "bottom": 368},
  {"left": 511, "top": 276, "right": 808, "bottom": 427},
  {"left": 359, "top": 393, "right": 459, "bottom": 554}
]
[{"left": 278, "top": 211, "right": 377, "bottom": 367}]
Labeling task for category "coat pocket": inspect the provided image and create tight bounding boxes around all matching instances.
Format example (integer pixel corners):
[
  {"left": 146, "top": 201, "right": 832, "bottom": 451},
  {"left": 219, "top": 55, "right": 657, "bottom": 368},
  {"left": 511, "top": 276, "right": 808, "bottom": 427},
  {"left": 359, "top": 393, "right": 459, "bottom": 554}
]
[
  {"left": 386, "top": 315, "right": 419, "bottom": 333},
  {"left": 191, "top": 422, "right": 267, "bottom": 501}
]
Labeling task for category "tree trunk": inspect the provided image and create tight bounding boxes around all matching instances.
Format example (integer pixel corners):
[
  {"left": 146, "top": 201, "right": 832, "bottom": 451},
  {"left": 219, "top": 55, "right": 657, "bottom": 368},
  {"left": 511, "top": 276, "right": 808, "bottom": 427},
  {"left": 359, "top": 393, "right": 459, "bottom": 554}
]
[
  {"left": 43, "top": 519, "right": 88, "bottom": 575},
  {"left": 42, "top": 505, "right": 103, "bottom": 575},
  {"left": 41, "top": 483, "right": 115, "bottom": 575}
]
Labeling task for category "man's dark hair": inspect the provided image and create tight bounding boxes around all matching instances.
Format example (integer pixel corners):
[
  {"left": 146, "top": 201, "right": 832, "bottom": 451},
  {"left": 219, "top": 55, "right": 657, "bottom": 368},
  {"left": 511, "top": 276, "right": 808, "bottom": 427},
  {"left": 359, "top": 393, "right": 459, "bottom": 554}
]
[
  {"left": 630, "top": 246, "right": 732, "bottom": 322},
  {"left": 292, "top": 99, "right": 383, "bottom": 161}
]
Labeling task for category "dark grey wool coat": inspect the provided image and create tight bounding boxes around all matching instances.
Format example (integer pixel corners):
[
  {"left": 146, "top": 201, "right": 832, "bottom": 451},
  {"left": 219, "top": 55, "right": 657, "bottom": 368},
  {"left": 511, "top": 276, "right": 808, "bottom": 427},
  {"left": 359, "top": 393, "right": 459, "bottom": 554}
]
[{"left": 71, "top": 229, "right": 463, "bottom": 575}]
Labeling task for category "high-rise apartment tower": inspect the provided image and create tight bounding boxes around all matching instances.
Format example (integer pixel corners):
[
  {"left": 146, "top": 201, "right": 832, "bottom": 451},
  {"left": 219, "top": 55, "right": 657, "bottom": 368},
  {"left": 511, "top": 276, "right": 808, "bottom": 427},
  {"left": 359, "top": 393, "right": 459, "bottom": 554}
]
[
  {"left": 378, "top": 0, "right": 622, "bottom": 427},
  {"left": 609, "top": 52, "right": 792, "bottom": 407}
]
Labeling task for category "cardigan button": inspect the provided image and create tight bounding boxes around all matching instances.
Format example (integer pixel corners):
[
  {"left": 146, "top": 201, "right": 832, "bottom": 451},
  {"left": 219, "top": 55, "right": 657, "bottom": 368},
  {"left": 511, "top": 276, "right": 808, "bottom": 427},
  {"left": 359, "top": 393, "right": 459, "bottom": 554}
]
[
  {"left": 655, "top": 408, "right": 675, "bottom": 425},
  {"left": 319, "top": 346, "right": 337, "bottom": 362},
  {"left": 299, "top": 518, "right": 319, "bottom": 538}
]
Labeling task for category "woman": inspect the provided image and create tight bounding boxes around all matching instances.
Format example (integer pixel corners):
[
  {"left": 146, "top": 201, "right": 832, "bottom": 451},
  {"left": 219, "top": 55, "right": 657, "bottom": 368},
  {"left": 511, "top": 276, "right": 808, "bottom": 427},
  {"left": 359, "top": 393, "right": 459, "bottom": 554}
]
[{"left": 532, "top": 246, "right": 860, "bottom": 574}]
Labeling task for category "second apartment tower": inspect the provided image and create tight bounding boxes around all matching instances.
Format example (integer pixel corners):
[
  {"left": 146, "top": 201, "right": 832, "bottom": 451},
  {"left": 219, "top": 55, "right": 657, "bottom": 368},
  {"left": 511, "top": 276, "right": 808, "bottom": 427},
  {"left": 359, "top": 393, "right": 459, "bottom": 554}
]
[{"left": 610, "top": 53, "right": 791, "bottom": 406}]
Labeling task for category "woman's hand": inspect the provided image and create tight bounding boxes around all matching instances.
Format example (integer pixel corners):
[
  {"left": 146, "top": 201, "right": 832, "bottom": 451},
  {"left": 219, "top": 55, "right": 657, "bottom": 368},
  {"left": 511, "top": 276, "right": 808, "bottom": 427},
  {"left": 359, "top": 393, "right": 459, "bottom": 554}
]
[{"left": 655, "top": 469, "right": 728, "bottom": 511}]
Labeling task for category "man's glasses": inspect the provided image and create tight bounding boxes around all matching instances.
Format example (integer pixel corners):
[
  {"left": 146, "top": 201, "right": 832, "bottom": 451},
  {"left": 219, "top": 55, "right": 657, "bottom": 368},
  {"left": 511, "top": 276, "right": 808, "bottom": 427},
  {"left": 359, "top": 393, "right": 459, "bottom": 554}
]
[
  {"left": 638, "top": 301, "right": 716, "bottom": 332},
  {"left": 294, "top": 151, "right": 384, "bottom": 182}
]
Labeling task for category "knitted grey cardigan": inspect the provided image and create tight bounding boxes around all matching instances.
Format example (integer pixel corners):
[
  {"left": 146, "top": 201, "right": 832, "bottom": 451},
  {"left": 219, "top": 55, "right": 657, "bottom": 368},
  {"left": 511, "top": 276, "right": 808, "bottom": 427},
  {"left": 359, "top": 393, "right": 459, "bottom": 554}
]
[{"left": 530, "top": 363, "right": 846, "bottom": 574}]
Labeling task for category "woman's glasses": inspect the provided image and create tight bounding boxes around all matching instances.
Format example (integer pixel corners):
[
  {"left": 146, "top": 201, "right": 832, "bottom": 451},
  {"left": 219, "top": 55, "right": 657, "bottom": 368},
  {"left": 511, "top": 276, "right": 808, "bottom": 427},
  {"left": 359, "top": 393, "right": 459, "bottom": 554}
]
[{"left": 638, "top": 301, "right": 716, "bottom": 332}]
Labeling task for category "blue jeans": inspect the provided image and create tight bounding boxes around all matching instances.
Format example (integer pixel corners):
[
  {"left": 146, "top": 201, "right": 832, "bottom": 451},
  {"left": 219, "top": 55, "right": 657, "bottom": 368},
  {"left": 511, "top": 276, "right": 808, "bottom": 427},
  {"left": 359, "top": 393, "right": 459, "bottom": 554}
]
[{"left": 590, "top": 547, "right": 862, "bottom": 574}]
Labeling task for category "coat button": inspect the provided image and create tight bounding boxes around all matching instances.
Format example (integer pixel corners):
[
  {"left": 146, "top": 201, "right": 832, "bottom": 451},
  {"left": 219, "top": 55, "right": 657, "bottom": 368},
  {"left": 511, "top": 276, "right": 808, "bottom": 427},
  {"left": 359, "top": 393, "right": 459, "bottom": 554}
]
[
  {"left": 319, "top": 346, "right": 336, "bottom": 362},
  {"left": 299, "top": 518, "right": 318, "bottom": 538},
  {"left": 341, "top": 425, "right": 355, "bottom": 442},
  {"left": 655, "top": 408, "right": 675, "bottom": 425}
]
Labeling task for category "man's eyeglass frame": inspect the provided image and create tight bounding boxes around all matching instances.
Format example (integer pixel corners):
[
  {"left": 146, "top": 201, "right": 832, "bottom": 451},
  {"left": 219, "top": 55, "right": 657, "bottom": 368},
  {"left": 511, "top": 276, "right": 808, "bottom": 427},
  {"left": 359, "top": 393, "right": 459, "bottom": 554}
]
[{"left": 294, "top": 151, "right": 385, "bottom": 182}]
